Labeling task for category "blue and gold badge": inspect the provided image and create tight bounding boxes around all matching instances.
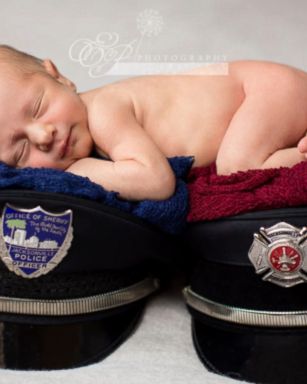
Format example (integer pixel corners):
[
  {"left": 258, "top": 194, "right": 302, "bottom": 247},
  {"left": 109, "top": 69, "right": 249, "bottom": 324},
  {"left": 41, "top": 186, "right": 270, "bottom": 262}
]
[{"left": 0, "top": 204, "right": 73, "bottom": 278}]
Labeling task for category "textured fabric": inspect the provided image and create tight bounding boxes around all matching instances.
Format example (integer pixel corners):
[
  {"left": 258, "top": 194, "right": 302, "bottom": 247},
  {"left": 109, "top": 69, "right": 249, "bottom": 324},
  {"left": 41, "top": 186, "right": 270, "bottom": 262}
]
[
  {"left": 187, "top": 161, "right": 307, "bottom": 222},
  {"left": 0, "top": 157, "right": 193, "bottom": 234}
]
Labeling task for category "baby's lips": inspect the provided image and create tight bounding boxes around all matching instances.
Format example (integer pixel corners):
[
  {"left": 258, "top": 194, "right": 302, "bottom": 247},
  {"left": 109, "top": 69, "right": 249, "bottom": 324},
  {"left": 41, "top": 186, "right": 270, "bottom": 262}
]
[
  {"left": 59, "top": 130, "right": 72, "bottom": 159},
  {"left": 59, "top": 139, "right": 68, "bottom": 158}
]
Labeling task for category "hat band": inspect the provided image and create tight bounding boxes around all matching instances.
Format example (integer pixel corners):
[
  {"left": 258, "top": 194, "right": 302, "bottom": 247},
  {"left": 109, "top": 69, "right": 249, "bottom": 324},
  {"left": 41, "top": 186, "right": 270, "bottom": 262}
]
[
  {"left": 184, "top": 286, "right": 307, "bottom": 327},
  {"left": 0, "top": 278, "right": 159, "bottom": 316}
]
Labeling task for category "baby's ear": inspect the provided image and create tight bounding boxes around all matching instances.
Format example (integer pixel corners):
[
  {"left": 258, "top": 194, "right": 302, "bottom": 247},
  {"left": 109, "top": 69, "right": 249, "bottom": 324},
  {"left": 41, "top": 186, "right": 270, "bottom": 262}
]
[{"left": 42, "top": 59, "right": 77, "bottom": 91}]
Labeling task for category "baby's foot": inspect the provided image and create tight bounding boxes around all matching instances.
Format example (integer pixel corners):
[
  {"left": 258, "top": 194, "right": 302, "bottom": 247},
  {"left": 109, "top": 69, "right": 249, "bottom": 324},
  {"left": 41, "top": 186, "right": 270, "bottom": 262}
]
[{"left": 298, "top": 136, "right": 307, "bottom": 157}]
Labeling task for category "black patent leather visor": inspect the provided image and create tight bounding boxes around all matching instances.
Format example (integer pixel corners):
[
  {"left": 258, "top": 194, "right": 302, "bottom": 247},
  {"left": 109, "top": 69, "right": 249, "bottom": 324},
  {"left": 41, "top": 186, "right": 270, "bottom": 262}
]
[
  {"left": 0, "top": 277, "right": 158, "bottom": 370},
  {"left": 185, "top": 286, "right": 307, "bottom": 384},
  {"left": 192, "top": 316, "right": 307, "bottom": 384},
  {"left": 184, "top": 287, "right": 307, "bottom": 384}
]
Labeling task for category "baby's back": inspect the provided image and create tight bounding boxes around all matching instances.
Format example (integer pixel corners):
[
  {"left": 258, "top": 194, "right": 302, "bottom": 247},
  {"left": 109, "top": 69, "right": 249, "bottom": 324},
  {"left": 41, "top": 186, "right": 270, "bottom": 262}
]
[
  {"left": 134, "top": 66, "right": 244, "bottom": 165},
  {"left": 92, "top": 61, "right": 307, "bottom": 167}
]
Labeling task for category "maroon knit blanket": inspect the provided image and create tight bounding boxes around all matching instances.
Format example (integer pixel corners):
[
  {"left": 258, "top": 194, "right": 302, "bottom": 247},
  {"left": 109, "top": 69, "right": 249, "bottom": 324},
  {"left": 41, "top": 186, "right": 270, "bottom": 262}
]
[{"left": 187, "top": 161, "right": 307, "bottom": 222}]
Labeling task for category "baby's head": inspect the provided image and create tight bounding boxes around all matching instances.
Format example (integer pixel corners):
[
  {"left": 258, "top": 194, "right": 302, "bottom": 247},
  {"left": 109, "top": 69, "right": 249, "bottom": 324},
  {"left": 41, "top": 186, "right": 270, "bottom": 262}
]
[
  {"left": 0, "top": 45, "right": 45, "bottom": 76},
  {"left": 0, "top": 45, "right": 93, "bottom": 170}
]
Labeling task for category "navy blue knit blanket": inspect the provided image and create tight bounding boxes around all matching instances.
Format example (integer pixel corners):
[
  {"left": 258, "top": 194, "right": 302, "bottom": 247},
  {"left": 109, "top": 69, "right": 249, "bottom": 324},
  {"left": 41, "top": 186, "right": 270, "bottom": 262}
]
[{"left": 0, "top": 157, "right": 193, "bottom": 234}]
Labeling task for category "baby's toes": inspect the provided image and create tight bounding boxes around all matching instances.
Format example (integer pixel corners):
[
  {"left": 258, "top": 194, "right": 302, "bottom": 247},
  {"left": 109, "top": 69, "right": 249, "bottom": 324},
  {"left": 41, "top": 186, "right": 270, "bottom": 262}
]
[{"left": 297, "top": 137, "right": 307, "bottom": 154}]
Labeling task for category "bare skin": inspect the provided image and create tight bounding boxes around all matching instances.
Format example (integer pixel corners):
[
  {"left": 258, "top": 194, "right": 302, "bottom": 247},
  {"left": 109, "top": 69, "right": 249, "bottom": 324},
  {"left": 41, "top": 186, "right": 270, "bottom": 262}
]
[
  {"left": 298, "top": 133, "right": 307, "bottom": 155},
  {"left": 0, "top": 58, "right": 307, "bottom": 201}
]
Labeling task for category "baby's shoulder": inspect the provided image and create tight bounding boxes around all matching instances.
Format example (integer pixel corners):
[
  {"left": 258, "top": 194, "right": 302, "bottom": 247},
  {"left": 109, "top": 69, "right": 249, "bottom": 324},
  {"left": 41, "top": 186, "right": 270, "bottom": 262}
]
[
  {"left": 88, "top": 81, "right": 134, "bottom": 106},
  {"left": 81, "top": 82, "right": 138, "bottom": 138},
  {"left": 87, "top": 82, "right": 135, "bottom": 119}
]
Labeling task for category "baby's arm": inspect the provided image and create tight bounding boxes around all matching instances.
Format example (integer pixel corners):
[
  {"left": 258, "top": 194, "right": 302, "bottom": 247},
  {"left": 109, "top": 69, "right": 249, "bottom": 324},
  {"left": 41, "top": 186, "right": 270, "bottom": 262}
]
[
  {"left": 66, "top": 96, "right": 176, "bottom": 201},
  {"left": 67, "top": 155, "right": 174, "bottom": 201}
]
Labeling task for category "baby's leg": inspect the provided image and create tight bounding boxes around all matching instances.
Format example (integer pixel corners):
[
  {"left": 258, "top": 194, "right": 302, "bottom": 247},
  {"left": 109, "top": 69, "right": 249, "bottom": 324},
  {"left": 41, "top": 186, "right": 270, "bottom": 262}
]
[
  {"left": 261, "top": 147, "right": 305, "bottom": 169},
  {"left": 216, "top": 85, "right": 306, "bottom": 174}
]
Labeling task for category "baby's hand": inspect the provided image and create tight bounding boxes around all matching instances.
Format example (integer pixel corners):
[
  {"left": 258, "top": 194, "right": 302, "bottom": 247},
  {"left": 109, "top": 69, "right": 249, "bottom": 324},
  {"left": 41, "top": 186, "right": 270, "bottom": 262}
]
[{"left": 297, "top": 135, "right": 307, "bottom": 157}]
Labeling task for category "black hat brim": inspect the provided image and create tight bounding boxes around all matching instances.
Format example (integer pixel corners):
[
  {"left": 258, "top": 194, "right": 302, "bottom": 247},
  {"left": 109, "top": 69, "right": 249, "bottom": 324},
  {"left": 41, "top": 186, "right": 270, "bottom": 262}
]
[
  {"left": 192, "top": 314, "right": 307, "bottom": 384},
  {"left": 1, "top": 301, "right": 144, "bottom": 370}
]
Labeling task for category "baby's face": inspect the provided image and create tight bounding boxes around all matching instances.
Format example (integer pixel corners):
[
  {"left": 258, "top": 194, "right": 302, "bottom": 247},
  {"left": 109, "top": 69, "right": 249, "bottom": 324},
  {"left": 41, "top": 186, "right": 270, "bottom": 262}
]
[{"left": 0, "top": 65, "right": 93, "bottom": 170}]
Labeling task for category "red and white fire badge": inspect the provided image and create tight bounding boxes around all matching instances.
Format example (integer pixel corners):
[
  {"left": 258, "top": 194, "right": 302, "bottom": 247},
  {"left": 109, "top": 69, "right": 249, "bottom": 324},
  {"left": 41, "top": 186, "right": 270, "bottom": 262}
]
[{"left": 248, "top": 222, "right": 307, "bottom": 288}]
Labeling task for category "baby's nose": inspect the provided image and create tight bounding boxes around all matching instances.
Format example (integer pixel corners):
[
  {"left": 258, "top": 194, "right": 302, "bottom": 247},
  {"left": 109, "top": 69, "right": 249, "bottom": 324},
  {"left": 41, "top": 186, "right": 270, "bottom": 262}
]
[{"left": 27, "top": 123, "right": 56, "bottom": 151}]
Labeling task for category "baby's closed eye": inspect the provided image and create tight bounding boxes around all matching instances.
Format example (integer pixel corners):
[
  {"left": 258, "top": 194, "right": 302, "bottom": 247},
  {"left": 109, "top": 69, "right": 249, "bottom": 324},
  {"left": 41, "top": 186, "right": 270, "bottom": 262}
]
[
  {"left": 32, "top": 92, "right": 45, "bottom": 119},
  {"left": 15, "top": 139, "right": 29, "bottom": 166}
]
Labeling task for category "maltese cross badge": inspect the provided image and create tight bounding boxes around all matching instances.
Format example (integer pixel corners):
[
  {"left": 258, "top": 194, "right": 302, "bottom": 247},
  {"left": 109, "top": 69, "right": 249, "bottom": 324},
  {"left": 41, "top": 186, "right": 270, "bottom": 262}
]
[{"left": 248, "top": 222, "right": 307, "bottom": 288}]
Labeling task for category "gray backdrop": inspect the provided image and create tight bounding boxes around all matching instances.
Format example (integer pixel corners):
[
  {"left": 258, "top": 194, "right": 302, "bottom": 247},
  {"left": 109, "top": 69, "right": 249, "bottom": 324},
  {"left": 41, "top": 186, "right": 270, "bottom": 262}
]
[
  {"left": 2, "top": 0, "right": 306, "bottom": 90},
  {"left": 1, "top": 1, "right": 306, "bottom": 383}
]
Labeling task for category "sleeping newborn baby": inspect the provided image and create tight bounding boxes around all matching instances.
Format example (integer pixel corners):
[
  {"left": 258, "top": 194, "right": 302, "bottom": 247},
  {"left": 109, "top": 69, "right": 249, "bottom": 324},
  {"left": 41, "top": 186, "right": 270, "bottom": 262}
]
[{"left": 0, "top": 44, "right": 307, "bottom": 201}]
